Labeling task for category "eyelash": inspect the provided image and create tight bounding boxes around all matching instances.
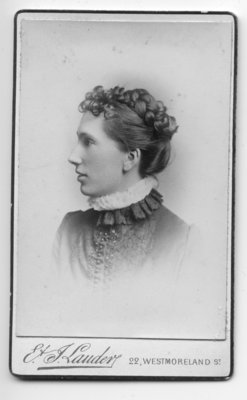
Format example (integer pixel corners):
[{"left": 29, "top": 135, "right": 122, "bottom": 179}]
[{"left": 80, "top": 137, "right": 95, "bottom": 147}]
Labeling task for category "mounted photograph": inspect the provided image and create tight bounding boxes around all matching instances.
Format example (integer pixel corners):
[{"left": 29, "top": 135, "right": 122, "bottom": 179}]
[{"left": 10, "top": 10, "right": 236, "bottom": 379}]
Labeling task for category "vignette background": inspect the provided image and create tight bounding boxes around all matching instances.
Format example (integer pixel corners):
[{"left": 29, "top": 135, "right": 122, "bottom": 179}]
[{"left": 16, "top": 13, "right": 233, "bottom": 336}]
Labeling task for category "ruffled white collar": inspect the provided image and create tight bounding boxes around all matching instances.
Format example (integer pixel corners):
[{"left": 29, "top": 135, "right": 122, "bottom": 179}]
[{"left": 88, "top": 176, "right": 158, "bottom": 211}]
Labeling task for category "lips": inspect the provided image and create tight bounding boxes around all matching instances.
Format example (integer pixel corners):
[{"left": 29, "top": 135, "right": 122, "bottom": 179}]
[{"left": 77, "top": 173, "right": 87, "bottom": 182}]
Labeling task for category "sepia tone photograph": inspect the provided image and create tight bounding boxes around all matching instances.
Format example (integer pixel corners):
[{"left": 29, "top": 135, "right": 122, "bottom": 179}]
[{"left": 10, "top": 11, "right": 235, "bottom": 379}]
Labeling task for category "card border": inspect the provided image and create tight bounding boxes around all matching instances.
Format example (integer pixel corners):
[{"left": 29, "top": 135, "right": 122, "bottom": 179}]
[{"left": 9, "top": 9, "right": 237, "bottom": 381}]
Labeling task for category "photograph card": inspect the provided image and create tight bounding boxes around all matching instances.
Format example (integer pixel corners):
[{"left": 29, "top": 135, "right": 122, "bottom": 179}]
[{"left": 10, "top": 10, "right": 236, "bottom": 379}]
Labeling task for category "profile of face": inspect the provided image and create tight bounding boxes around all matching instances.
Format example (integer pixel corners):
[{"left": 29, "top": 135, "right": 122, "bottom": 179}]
[{"left": 69, "top": 112, "right": 129, "bottom": 198}]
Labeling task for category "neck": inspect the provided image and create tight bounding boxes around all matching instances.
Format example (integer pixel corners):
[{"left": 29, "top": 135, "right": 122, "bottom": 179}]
[
  {"left": 116, "top": 170, "right": 143, "bottom": 193},
  {"left": 88, "top": 175, "right": 158, "bottom": 211}
]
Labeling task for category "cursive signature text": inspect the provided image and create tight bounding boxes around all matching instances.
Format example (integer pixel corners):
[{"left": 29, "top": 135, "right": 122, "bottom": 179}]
[{"left": 23, "top": 342, "right": 122, "bottom": 370}]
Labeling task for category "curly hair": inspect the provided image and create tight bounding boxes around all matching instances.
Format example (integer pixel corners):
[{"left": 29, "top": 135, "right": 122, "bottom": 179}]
[{"left": 78, "top": 85, "right": 178, "bottom": 177}]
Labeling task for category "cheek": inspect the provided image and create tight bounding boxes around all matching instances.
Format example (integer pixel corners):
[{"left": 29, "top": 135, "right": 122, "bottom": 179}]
[{"left": 92, "top": 148, "right": 124, "bottom": 175}]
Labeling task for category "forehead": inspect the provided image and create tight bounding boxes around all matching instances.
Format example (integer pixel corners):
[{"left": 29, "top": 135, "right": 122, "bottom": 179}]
[
  {"left": 78, "top": 112, "right": 106, "bottom": 135},
  {"left": 77, "top": 111, "right": 126, "bottom": 152}
]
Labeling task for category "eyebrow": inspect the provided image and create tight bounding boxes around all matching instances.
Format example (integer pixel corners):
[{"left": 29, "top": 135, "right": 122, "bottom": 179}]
[{"left": 77, "top": 131, "right": 96, "bottom": 141}]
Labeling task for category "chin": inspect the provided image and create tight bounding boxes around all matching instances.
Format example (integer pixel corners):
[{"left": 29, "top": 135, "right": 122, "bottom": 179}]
[
  {"left": 79, "top": 181, "right": 122, "bottom": 198},
  {"left": 79, "top": 185, "right": 92, "bottom": 197},
  {"left": 79, "top": 184, "right": 101, "bottom": 197}
]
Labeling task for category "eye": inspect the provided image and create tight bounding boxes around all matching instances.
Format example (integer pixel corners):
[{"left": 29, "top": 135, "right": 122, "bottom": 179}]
[
  {"left": 80, "top": 136, "right": 95, "bottom": 147},
  {"left": 84, "top": 138, "right": 93, "bottom": 146}
]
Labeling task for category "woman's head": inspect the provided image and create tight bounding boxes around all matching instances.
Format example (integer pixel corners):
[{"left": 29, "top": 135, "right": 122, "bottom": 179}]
[
  {"left": 69, "top": 85, "right": 178, "bottom": 197},
  {"left": 78, "top": 86, "right": 178, "bottom": 177}
]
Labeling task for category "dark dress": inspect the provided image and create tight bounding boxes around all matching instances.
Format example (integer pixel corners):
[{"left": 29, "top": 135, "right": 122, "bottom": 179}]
[
  {"left": 49, "top": 189, "right": 225, "bottom": 339},
  {"left": 52, "top": 189, "right": 191, "bottom": 289}
]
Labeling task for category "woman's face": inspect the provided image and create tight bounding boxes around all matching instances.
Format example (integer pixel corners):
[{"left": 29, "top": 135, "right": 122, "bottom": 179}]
[{"left": 69, "top": 112, "right": 127, "bottom": 197}]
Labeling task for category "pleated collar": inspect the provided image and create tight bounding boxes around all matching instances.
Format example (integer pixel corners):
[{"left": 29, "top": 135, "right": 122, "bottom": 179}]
[
  {"left": 94, "top": 189, "right": 163, "bottom": 226},
  {"left": 88, "top": 176, "right": 158, "bottom": 211}
]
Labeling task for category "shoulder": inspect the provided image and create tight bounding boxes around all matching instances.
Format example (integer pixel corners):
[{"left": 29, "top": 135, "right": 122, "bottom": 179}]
[
  {"left": 154, "top": 205, "right": 190, "bottom": 240},
  {"left": 57, "top": 209, "right": 96, "bottom": 235},
  {"left": 151, "top": 205, "right": 192, "bottom": 273},
  {"left": 152, "top": 204, "right": 191, "bottom": 263}
]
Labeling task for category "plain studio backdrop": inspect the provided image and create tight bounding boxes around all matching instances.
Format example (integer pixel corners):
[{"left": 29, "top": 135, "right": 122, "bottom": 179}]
[{"left": 14, "top": 13, "right": 234, "bottom": 337}]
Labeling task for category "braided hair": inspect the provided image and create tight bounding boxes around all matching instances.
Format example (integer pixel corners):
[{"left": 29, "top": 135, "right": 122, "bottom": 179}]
[{"left": 79, "top": 85, "right": 178, "bottom": 177}]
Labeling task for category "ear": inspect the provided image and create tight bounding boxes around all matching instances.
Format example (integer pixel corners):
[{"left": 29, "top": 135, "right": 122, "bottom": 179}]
[{"left": 123, "top": 149, "right": 141, "bottom": 172}]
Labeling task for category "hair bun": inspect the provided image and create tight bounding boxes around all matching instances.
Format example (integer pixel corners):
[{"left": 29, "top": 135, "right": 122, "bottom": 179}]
[
  {"left": 144, "top": 111, "right": 155, "bottom": 126},
  {"left": 79, "top": 85, "right": 178, "bottom": 139},
  {"left": 134, "top": 100, "right": 146, "bottom": 117}
]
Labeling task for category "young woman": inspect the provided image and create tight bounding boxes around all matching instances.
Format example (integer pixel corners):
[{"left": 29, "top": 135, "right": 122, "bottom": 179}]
[{"left": 52, "top": 85, "right": 192, "bottom": 291}]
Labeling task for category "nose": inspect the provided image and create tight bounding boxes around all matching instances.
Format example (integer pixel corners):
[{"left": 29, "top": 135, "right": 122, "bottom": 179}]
[{"left": 68, "top": 144, "right": 83, "bottom": 166}]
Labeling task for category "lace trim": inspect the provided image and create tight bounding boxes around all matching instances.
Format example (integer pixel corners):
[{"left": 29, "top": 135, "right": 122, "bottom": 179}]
[
  {"left": 88, "top": 176, "right": 158, "bottom": 211},
  {"left": 95, "top": 189, "right": 163, "bottom": 226}
]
